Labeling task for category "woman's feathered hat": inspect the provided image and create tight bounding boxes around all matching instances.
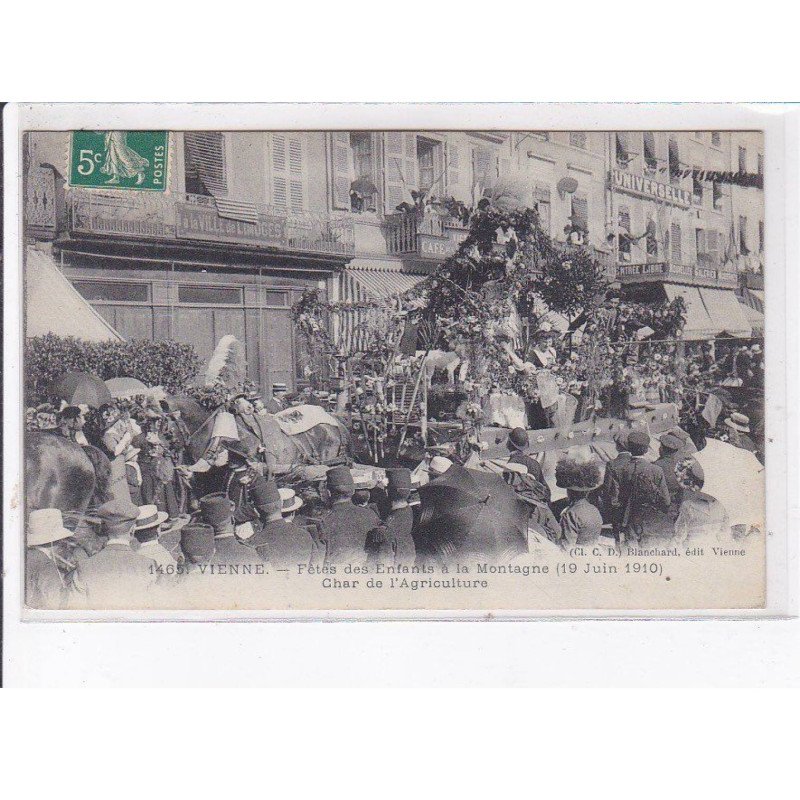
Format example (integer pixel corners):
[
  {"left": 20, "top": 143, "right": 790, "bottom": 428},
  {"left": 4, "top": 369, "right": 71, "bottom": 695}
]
[{"left": 555, "top": 450, "right": 603, "bottom": 492}]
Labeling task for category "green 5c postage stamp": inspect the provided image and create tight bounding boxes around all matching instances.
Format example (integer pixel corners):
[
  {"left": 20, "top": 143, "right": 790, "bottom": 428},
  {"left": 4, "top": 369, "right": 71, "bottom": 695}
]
[{"left": 69, "top": 131, "right": 168, "bottom": 191}]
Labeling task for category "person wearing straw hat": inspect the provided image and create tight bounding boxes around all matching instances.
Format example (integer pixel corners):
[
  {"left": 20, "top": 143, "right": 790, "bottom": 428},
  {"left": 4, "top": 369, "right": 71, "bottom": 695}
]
[
  {"left": 318, "top": 465, "right": 380, "bottom": 567},
  {"left": 424, "top": 455, "right": 454, "bottom": 482},
  {"left": 724, "top": 413, "right": 758, "bottom": 454},
  {"left": 249, "top": 482, "right": 318, "bottom": 569},
  {"left": 69, "top": 499, "right": 160, "bottom": 606},
  {"left": 555, "top": 453, "right": 604, "bottom": 548},
  {"left": 133, "top": 504, "right": 179, "bottom": 568},
  {"left": 26, "top": 508, "right": 77, "bottom": 608}
]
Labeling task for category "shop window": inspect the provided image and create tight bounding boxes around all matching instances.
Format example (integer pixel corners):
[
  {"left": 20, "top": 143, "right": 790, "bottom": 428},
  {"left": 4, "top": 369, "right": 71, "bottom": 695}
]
[
  {"left": 617, "top": 208, "right": 631, "bottom": 261},
  {"left": 738, "top": 146, "right": 747, "bottom": 174},
  {"left": 692, "top": 171, "right": 704, "bottom": 205},
  {"left": 668, "top": 138, "right": 680, "bottom": 184},
  {"left": 643, "top": 132, "right": 657, "bottom": 174},
  {"left": 178, "top": 285, "right": 243, "bottom": 305},
  {"left": 417, "top": 137, "right": 443, "bottom": 196},
  {"left": 264, "top": 290, "right": 289, "bottom": 307},
  {"left": 712, "top": 181, "right": 723, "bottom": 210},
  {"left": 739, "top": 215, "right": 749, "bottom": 254},
  {"left": 74, "top": 280, "right": 150, "bottom": 303},
  {"left": 711, "top": 131, "right": 721, "bottom": 147},
  {"left": 569, "top": 132, "right": 587, "bottom": 149}
]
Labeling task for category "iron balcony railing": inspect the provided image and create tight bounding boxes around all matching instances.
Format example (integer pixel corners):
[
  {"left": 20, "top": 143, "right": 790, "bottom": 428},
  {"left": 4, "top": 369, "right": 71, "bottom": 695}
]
[
  {"left": 384, "top": 211, "right": 466, "bottom": 257},
  {"left": 69, "top": 189, "right": 355, "bottom": 256}
]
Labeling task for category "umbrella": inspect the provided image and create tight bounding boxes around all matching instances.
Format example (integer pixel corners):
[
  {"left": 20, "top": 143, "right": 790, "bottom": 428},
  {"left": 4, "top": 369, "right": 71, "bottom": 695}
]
[
  {"left": 415, "top": 464, "right": 529, "bottom": 563},
  {"left": 351, "top": 176, "right": 378, "bottom": 196},
  {"left": 47, "top": 371, "right": 113, "bottom": 408},
  {"left": 105, "top": 377, "right": 150, "bottom": 399},
  {"left": 692, "top": 438, "right": 765, "bottom": 528}
]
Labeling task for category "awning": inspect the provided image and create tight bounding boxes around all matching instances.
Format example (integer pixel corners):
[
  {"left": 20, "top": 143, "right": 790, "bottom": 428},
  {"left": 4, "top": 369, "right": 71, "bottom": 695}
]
[
  {"left": 663, "top": 284, "right": 752, "bottom": 340},
  {"left": 739, "top": 297, "right": 764, "bottom": 335},
  {"left": 25, "top": 247, "right": 123, "bottom": 342}
]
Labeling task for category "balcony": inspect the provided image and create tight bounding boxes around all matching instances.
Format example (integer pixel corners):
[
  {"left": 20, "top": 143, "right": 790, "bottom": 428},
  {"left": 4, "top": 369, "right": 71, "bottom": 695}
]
[
  {"left": 616, "top": 259, "right": 738, "bottom": 288},
  {"left": 384, "top": 211, "right": 468, "bottom": 261},
  {"left": 68, "top": 189, "right": 355, "bottom": 257}
]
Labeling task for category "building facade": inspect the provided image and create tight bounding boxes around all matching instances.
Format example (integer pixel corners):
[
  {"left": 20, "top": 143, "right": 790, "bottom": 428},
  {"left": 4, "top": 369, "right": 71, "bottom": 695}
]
[{"left": 24, "top": 128, "right": 764, "bottom": 394}]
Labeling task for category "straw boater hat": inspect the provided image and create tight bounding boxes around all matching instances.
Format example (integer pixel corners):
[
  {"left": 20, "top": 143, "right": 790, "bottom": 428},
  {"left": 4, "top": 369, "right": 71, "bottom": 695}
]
[
  {"left": 426, "top": 456, "right": 453, "bottom": 477},
  {"left": 28, "top": 508, "right": 74, "bottom": 547},
  {"left": 279, "top": 487, "right": 303, "bottom": 514},
  {"left": 725, "top": 412, "right": 751, "bottom": 433},
  {"left": 135, "top": 504, "right": 169, "bottom": 531}
]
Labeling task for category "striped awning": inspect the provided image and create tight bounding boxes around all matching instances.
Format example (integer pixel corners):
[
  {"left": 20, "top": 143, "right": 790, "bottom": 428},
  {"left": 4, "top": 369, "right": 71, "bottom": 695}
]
[
  {"left": 664, "top": 284, "right": 752, "bottom": 340},
  {"left": 214, "top": 197, "right": 259, "bottom": 224},
  {"left": 337, "top": 267, "right": 426, "bottom": 355}
]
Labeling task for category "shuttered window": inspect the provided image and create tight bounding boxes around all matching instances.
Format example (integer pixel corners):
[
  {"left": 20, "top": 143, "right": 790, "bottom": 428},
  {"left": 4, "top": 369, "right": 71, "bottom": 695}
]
[
  {"left": 692, "top": 169, "right": 703, "bottom": 205},
  {"left": 472, "top": 147, "right": 496, "bottom": 188},
  {"left": 670, "top": 222, "right": 682, "bottom": 262},
  {"left": 668, "top": 138, "right": 680, "bottom": 183},
  {"left": 571, "top": 195, "right": 589, "bottom": 233},
  {"left": 184, "top": 132, "right": 227, "bottom": 196},
  {"left": 643, "top": 132, "right": 657, "bottom": 173},
  {"left": 329, "top": 132, "right": 352, "bottom": 211},
  {"left": 447, "top": 141, "right": 460, "bottom": 192},
  {"left": 739, "top": 215, "right": 749, "bottom": 253},
  {"left": 711, "top": 131, "right": 721, "bottom": 147},
  {"left": 533, "top": 184, "right": 551, "bottom": 235},
  {"left": 383, "top": 132, "right": 416, "bottom": 213},
  {"left": 706, "top": 230, "right": 720, "bottom": 264},
  {"left": 618, "top": 207, "right": 631, "bottom": 260},
  {"left": 271, "top": 133, "right": 305, "bottom": 213},
  {"left": 569, "top": 132, "right": 587, "bottom": 149},
  {"left": 739, "top": 147, "right": 747, "bottom": 173}
]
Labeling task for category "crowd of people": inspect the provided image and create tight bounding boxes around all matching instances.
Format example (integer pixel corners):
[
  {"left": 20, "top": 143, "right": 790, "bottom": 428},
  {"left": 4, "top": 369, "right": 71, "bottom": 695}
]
[{"left": 27, "top": 376, "right": 753, "bottom": 608}]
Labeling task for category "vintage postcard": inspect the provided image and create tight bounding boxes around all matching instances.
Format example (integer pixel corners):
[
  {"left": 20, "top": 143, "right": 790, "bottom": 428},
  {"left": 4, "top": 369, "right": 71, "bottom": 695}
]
[{"left": 5, "top": 104, "right": 787, "bottom": 617}]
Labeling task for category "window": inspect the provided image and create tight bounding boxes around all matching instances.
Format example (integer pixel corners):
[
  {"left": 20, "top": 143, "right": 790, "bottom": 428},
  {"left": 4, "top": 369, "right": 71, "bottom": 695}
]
[
  {"left": 643, "top": 132, "right": 657, "bottom": 174},
  {"left": 711, "top": 131, "right": 721, "bottom": 147},
  {"left": 757, "top": 153, "right": 764, "bottom": 176},
  {"left": 712, "top": 181, "right": 723, "bottom": 210},
  {"left": 417, "top": 137, "right": 442, "bottom": 195},
  {"left": 706, "top": 230, "right": 720, "bottom": 264},
  {"left": 184, "top": 132, "right": 227, "bottom": 197},
  {"left": 670, "top": 222, "right": 682, "bottom": 263},
  {"left": 759, "top": 220, "right": 764, "bottom": 252},
  {"left": 271, "top": 134, "right": 305, "bottom": 213},
  {"left": 264, "top": 290, "right": 289, "bottom": 307},
  {"left": 74, "top": 280, "right": 150, "bottom": 303},
  {"left": 668, "top": 138, "right": 680, "bottom": 183},
  {"left": 533, "top": 184, "right": 551, "bottom": 235},
  {"left": 472, "top": 147, "right": 496, "bottom": 188},
  {"left": 617, "top": 207, "right": 631, "bottom": 261},
  {"left": 570, "top": 195, "right": 589, "bottom": 235},
  {"left": 692, "top": 170, "right": 704, "bottom": 205},
  {"left": 738, "top": 146, "right": 747, "bottom": 173},
  {"left": 349, "top": 132, "right": 376, "bottom": 212},
  {"left": 178, "top": 285, "right": 243, "bottom": 305},
  {"left": 615, "top": 133, "right": 631, "bottom": 168},
  {"left": 738, "top": 215, "right": 749, "bottom": 254},
  {"left": 569, "top": 132, "right": 587, "bottom": 149}
]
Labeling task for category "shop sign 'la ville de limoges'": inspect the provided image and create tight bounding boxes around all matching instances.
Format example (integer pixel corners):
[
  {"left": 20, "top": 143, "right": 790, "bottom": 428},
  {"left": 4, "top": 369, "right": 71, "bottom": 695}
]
[{"left": 609, "top": 168, "right": 693, "bottom": 208}]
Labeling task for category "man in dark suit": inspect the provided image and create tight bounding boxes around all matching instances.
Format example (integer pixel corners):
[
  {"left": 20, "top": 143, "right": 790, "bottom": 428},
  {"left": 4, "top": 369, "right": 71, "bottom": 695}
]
[
  {"left": 318, "top": 466, "right": 380, "bottom": 567},
  {"left": 600, "top": 431, "right": 633, "bottom": 540},
  {"left": 506, "top": 427, "right": 550, "bottom": 502},
  {"left": 653, "top": 432, "right": 685, "bottom": 520},
  {"left": 618, "top": 431, "right": 672, "bottom": 547},
  {"left": 365, "top": 468, "right": 416, "bottom": 567},
  {"left": 69, "top": 499, "right": 160, "bottom": 607}
]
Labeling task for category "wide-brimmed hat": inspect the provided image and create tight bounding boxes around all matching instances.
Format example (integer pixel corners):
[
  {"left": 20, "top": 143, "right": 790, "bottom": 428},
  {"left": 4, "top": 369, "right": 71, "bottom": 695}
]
[
  {"left": 96, "top": 499, "right": 140, "bottom": 537},
  {"left": 725, "top": 412, "right": 751, "bottom": 433},
  {"left": 507, "top": 427, "right": 529, "bottom": 451},
  {"left": 279, "top": 487, "right": 303, "bottom": 514},
  {"left": 28, "top": 508, "right": 74, "bottom": 547},
  {"left": 135, "top": 504, "right": 169, "bottom": 531},
  {"left": 555, "top": 457, "right": 603, "bottom": 492}
]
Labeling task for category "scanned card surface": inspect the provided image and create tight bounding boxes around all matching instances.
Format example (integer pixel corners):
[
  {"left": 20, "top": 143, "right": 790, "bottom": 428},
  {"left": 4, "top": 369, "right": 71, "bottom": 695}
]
[{"left": 9, "top": 105, "right": 777, "bottom": 616}]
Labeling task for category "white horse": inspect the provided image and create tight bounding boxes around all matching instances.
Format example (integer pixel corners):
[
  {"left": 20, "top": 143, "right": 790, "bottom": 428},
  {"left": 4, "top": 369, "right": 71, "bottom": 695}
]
[{"left": 417, "top": 350, "right": 470, "bottom": 384}]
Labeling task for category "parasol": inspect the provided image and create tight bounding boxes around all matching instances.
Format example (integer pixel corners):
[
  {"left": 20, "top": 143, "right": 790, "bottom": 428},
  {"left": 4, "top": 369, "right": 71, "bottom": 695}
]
[
  {"left": 105, "top": 377, "right": 151, "bottom": 399},
  {"left": 47, "top": 371, "right": 112, "bottom": 408},
  {"left": 351, "top": 176, "right": 378, "bottom": 196},
  {"left": 415, "top": 464, "right": 529, "bottom": 563},
  {"left": 692, "top": 438, "right": 765, "bottom": 528}
]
